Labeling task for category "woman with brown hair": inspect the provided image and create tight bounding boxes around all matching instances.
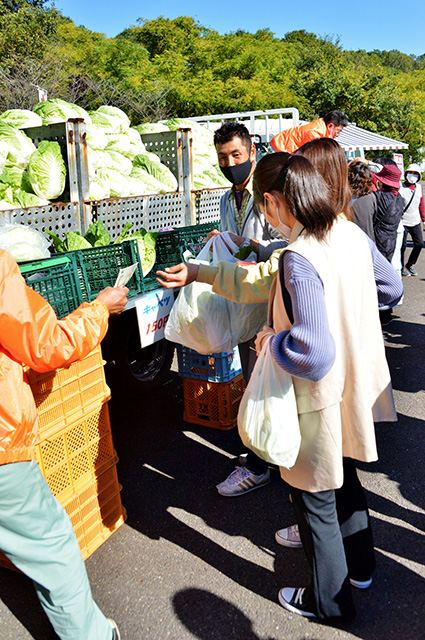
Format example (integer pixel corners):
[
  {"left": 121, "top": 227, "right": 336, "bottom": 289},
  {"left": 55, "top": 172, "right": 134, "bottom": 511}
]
[
  {"left": 348, "top": 160, "right": 376, "bottom": 241},
  {"left": 251, "top": 151, "right": 402, "bottom": 621}
]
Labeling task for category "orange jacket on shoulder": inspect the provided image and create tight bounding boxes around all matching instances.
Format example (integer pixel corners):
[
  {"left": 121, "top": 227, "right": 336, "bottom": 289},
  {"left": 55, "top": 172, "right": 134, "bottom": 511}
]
[
  {"left": 0, "top": 249, "right": 109, "bottom": 465},
  {"left": 270, "top": 118, "right": 328, "bottom": 153}
]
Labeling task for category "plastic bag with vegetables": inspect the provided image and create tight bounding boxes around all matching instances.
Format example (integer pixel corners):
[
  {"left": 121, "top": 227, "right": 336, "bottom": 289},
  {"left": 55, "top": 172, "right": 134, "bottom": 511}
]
[{"left": 0, "top": 219, "right": 51, "bottom": 262}]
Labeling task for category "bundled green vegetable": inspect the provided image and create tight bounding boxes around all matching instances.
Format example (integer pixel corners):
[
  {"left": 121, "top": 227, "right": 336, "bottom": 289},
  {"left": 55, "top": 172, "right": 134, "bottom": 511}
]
[
  {"left": 122, "top": 230, "right": 157, "bottom": 276},
  {"left": 45, "top": 230, "right": 92, "bottom": 252},
  {"left": 0, "top": 122, "right": 36, "bottom": 169},
  {"left": 27, "top": 141, "right": 66, "bottom": 200},
  {"left": 0, "top": 109, "right": 43, "bottom": 130},
  {"left": 33, "top": 99, "right": 91, "bottom": 126},
  {"left": 134, "top": 122, "right": 168, "bottom": 135},
  {"left": 133, "top": 154, "right": 177, "bottom": 191}
]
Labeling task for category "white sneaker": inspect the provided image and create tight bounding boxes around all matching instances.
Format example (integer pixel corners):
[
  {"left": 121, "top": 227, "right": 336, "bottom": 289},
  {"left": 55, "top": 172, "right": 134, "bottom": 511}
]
[
  {"left": 107, "top": 619, "right": 121, "bottom": 640},
  {"left": 275, "top": 524, "right": 303, "bottom": 548},
  {"left": 216, "top": 466, "right": 270, "bottom": 496},
  {"left": 350, "top": 577, "right": 373, "bottom": 589}
]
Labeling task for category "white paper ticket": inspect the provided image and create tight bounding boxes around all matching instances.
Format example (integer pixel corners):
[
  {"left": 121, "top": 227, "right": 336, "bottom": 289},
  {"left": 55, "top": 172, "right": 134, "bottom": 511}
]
[{"left": 114, "top": 263, "right": 138, "bottom": 287}]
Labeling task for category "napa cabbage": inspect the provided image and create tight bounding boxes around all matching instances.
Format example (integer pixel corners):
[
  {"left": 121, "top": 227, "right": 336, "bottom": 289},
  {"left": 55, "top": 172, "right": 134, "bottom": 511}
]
[{"left": 27, "top": 141, "right": 66, "bottom": 200}]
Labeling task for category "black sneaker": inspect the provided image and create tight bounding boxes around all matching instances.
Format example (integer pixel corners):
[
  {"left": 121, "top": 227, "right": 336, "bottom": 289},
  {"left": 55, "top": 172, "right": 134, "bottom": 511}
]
[
  {"left": 407, "top": 265, "right": 418, "bottom": 276},
  {"left": 278, "top": 587, "right": 316, "bottom": 618}
]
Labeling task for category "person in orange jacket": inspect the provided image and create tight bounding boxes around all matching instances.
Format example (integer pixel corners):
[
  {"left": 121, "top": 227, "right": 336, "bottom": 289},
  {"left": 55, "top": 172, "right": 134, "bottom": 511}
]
[
  {"left": 0, "top": 248, "right": 127, "bottom": 640},
  {"left": 270, "top": 110, "right": 348, "bottom": 153}
]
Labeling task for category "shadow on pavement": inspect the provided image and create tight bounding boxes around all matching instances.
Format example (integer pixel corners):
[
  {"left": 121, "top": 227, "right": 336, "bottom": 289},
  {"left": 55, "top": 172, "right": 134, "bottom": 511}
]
[{"left": 173, "top": 588, "right": 279, "bottom": 640}]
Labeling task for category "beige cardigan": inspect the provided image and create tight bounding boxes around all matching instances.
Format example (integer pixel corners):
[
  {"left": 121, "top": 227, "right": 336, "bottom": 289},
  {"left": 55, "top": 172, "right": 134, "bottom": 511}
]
[{"left": 267, "top": 219, "right": 397, "bottom": 491}]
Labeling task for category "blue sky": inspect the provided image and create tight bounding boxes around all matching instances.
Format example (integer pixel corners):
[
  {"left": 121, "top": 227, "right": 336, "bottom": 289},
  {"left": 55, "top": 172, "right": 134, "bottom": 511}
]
[{"left": 53, "top": 0, "right": 425, "bottom": 57}]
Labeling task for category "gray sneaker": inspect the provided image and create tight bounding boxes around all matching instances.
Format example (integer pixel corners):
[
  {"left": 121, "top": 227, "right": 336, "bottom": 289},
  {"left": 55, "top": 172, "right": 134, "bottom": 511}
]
[
  {"left": 216, "top": 466, "right": 271, "bottom": 496},
  {"left": 275, "top": 524, "right": 303, "bottom": 548},
  {"left": 407, "top": 265, "right": 418, "bottom": 276},
  {"left": 401, "top": 267, "right": 411, "bottom": 277}
]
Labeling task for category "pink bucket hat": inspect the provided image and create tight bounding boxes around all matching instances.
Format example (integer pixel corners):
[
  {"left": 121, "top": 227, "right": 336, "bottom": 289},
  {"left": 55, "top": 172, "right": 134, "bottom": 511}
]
[{"left": 375, "top": 165, "right": 402, "bottom": 189}]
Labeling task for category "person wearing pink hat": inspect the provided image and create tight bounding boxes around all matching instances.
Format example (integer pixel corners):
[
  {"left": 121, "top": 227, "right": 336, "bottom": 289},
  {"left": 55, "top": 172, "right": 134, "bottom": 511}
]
[{"left": 372, "top": 165, "right": 404, "bottom": 263}]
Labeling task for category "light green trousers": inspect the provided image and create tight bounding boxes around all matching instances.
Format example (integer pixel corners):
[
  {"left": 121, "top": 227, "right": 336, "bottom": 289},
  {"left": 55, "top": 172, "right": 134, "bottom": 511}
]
[{"left": 0, "top": 460, "right": 113, "bottom": 640}]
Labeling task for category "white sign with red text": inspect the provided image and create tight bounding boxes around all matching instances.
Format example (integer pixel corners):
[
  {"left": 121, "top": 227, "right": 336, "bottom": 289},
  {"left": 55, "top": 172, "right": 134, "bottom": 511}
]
[{"left": 136, "top": 289, "right": 174, "bottom": 347}]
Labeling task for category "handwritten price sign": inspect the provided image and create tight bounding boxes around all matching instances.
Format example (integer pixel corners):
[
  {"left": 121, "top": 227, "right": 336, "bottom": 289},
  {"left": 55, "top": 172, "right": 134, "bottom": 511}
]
[{"left": 135, "top": 289, "right": 174, "bottom": 347}]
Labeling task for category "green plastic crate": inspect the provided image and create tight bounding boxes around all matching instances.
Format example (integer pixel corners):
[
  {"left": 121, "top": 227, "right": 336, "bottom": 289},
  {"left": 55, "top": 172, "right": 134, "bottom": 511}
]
[
  {"left": 142, "top": 230, "right": 182, "bottom": 292},
  {"left": 20, "top": 255, "right": 84, "bottom": 319},
  {"left": 64, "top": 240, "right": 144, "bottom": 301},
  {"left": 177, "top": 222, "right": 217, "bottom": 260}
]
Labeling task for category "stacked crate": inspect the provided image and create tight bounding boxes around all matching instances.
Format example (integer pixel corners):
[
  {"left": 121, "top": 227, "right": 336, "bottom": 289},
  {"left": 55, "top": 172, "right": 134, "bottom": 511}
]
[
  {"left": 177, "top": 345, "right": 246, "bottom": 430},
  {"left": 0, "top": 345, "right": 126, "bottom": 572}
]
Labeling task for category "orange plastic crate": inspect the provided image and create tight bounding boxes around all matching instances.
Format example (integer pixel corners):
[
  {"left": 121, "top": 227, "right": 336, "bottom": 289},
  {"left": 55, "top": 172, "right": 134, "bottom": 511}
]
[
  {"left": 182, "top": 373, "right": 246, "bottom": 430},
  {"left": 26, "top": 345, "right": 110, "bottom": 441},
  {"left": 35, "top": 402, "right": 117, "bottom": 498}
]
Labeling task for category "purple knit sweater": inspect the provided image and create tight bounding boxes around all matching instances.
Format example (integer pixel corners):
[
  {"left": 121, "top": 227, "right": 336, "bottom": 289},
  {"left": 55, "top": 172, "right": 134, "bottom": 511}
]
[{"left": 270, "top": 236, "right": 403, "bottom": 382}]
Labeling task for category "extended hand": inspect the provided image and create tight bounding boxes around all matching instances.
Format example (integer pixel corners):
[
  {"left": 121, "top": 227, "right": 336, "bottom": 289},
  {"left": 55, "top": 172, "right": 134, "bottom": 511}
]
[
  {"left": 156, "top": 262, "right": 200, "bottom": 289},
  {"left": 96, "top": 286, "right": 129, "bottom": 315},
  {"left": 206, "top": 229, "right": 221, "bottom": 242}
]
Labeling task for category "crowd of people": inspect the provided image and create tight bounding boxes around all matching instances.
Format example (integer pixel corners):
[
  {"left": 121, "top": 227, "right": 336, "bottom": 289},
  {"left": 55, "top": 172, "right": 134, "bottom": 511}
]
[
  {"left": 0, "top": 110, "right": 421, "bottom": 636},
  {"left": 157, "top": 116, "right": 412, "bottom": 623}
]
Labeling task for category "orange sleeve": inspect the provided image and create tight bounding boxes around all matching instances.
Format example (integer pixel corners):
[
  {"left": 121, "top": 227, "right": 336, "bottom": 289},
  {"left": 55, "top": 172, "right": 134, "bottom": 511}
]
[
  {"left": 270, "top": 131, "right": 288, "bottom": 152},
  {"left": 0, "top": 250, "right": 109, "bottom": 373}
]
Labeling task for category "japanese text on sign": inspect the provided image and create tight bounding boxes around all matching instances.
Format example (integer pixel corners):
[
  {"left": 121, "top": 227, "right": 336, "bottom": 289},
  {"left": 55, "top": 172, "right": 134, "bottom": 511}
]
[{"left": 135, "top": 289, "right": 174, "bottom": 347}]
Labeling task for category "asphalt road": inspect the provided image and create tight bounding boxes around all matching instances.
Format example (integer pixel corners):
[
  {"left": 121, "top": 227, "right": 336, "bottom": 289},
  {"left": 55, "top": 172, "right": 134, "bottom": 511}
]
[{"left": 0, "top": 248, "right": 424, "bottom": 640}]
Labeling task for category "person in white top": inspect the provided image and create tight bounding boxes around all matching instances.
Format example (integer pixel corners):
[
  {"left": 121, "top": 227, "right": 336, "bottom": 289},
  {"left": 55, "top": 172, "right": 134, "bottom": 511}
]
[{"left": 398, "top": 163, "right": 425, "bottom": 276}]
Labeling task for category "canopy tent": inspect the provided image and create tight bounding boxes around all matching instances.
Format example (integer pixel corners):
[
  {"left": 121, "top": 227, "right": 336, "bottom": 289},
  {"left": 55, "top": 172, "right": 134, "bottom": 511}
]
[{"left": 337, "top": 125, "right": 408, "bottom": 152}]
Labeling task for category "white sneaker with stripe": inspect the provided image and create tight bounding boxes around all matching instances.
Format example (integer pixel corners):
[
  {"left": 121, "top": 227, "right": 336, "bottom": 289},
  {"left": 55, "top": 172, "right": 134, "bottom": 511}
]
[{"left": 216, "top": 466, "right": 271, "bottom": 496}]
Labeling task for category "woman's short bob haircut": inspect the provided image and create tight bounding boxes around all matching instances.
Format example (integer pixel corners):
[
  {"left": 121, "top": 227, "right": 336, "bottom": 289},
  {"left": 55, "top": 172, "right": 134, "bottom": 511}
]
[
  {"left": 253, "top": 152, "right": 337, "bottom": 241},
  {"left": 295, "top": 138, "right": 352, "bottom": 216}
]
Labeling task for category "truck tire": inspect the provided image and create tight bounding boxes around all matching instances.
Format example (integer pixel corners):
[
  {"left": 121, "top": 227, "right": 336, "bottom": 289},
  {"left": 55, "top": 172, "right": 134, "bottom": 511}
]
[{"left": 101, "top": 308, "right": 176, "bottom": 396}]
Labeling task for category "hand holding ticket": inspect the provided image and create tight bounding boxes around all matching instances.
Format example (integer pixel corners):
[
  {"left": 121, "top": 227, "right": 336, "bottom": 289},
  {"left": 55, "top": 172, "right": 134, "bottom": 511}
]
[{"left": 114, "top": 263, "right": 138, "bottom": 288}]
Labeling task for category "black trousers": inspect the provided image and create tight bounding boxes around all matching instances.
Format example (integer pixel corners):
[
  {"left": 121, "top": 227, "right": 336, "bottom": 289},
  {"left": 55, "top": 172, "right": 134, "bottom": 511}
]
[
  {"left": 290, "top": 458, "right": 376, "bottom": 620},
  {"left": 401, "top": 222, "right": 423, "bottom": 267}
]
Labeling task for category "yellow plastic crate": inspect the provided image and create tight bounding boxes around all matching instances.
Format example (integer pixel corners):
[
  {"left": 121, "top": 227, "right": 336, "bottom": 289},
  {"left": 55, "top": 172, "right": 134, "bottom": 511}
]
[
  {"left": 61, "top": 467, "right": 126, "bottom": 561},
  {"left": 0, "top": 464, "right": 126, "bottom": 570},
  {"left": 183, "top": 373, "right": 246, "bottom": 430},
  {"left": 35, "top": 402, "right": 117, "bottom": 498},
  {"left": 26, "top": 345, "right": 110, "bottom": 441}
]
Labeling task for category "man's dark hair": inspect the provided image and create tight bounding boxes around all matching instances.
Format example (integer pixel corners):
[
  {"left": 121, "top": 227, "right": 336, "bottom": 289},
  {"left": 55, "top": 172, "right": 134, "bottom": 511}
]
[
  {"left": 323, "top": 110, "right": 349, "bottom": 127},
  {"left": 213, "top": 121, "right": 252, "bottom": 152}
]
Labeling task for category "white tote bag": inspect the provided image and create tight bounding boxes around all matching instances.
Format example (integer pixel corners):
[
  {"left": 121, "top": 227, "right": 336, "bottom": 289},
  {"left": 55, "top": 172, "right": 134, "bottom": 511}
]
[
  {"left": 165, "top": 233, "right": 268, "bottom": 354},
  {"left": 237, "top": 339, "right": 301, "bottom": 468}
]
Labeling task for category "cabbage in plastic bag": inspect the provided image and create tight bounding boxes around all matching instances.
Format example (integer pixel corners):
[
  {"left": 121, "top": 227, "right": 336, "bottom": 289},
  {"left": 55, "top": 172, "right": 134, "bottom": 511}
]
[{"left": 0, "top": 221, "right": 51, "bottom": 261}]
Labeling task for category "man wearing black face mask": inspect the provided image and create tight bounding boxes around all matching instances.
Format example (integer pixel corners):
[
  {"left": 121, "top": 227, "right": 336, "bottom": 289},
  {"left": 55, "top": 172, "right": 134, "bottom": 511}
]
[
  {"left": 208, "top": 122, "right": 286, "bottom": 498},
  {"left": 212, "top": 121, "right": 285, "bottom": 262}
]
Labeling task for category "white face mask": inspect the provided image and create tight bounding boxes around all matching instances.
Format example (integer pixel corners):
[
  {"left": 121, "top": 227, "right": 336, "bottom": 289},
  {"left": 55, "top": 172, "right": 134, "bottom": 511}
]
[
  {"left": 406, "top": 173, "right": 419, "bottom": 184},
  {"left": 264, "top": 197, "right": 292, "bottom": 239}
]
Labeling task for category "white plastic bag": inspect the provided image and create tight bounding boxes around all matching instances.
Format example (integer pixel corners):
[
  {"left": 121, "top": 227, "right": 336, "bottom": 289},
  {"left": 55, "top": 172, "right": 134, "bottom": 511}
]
[
  {"left": 0, "top": 219, "right": 51, "bottom": 262},
  {"left": 165, "top": 233, "right": 268, "bottom": 354},
  {"left": 237, "top": 339, "right": 301, "bottom": 468}
]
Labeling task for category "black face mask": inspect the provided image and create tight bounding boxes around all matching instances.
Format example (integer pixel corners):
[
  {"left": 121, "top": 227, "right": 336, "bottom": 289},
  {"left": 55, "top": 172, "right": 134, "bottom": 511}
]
[{"left": 220, "top": 158, "right": 253, "bottom": 186}]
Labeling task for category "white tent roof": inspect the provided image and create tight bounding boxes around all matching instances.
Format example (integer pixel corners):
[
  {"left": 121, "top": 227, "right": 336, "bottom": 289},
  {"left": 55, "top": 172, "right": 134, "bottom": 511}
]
[{"left": 337, "top": 125, "right": 408, "bottom": 151}]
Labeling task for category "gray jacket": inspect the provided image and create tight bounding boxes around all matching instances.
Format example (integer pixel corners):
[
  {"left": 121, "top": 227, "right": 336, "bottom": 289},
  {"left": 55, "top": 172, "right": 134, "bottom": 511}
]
[{"left": 219, "top": 187, "right": 286, "bottom": 261}]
